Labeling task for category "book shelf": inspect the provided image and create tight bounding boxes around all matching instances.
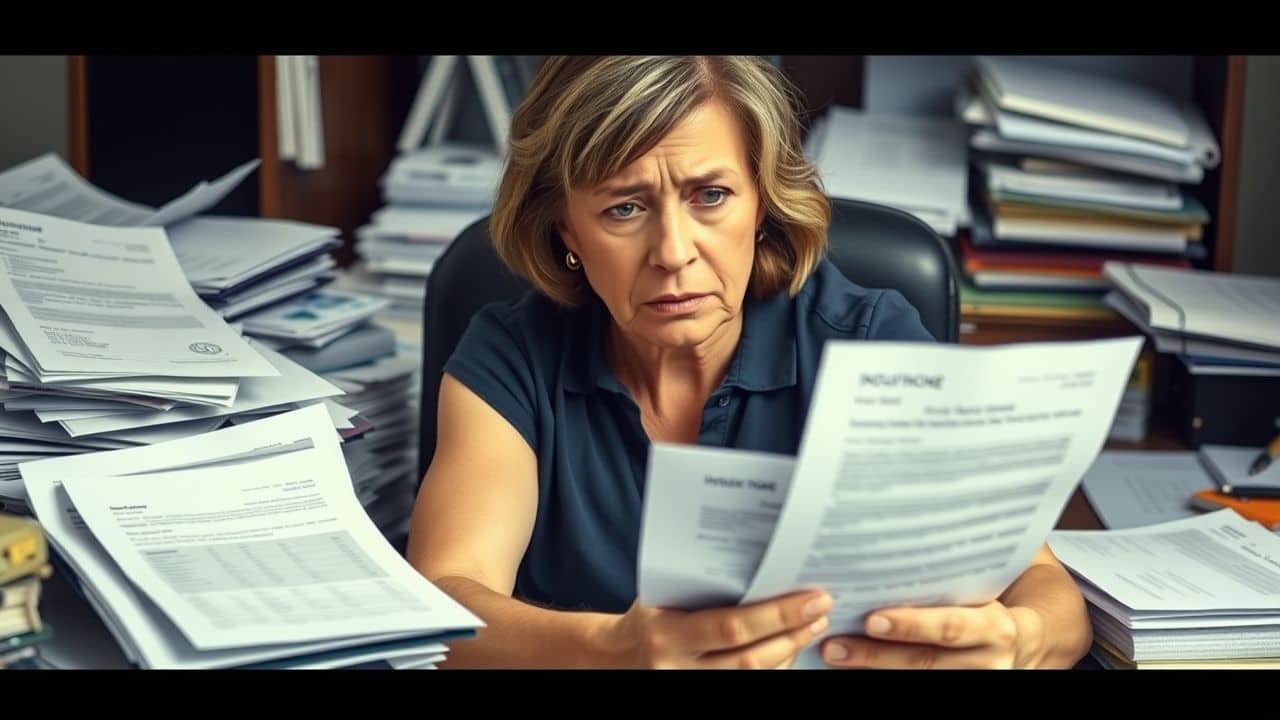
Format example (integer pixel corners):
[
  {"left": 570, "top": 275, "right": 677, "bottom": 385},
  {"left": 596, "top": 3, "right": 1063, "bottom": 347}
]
[{"left": 67, "top": 54, "right": 1247, "bottom": 348}]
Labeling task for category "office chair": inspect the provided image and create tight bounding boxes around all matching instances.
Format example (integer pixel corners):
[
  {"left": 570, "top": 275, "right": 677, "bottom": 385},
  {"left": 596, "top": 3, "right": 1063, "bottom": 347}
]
[{"left": 417, "top": 197, "right": 960, "bottom": 478}]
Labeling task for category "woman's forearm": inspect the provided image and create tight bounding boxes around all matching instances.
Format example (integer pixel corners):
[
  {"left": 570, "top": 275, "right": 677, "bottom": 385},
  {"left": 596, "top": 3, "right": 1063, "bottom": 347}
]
[
  {"left": 1000, "top": 562, "right": 1093, "bottom": 668},
  {"left": 432, "top": 575, "right": 622, "bottom": 668}
]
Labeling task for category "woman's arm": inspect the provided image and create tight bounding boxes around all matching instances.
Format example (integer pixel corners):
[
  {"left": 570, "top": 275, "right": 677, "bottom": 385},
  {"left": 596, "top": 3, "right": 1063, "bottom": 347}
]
[
  {"left": 407, "top": 374, "right": 832, "bottom": 668},
  {"left": 406, "top": 373, "right": 601, "bottom": 667},
  {"left": 819, "top": 544, "right": 1092, "bottom": 669},
  {"left": 995, "top": 544, "right": 1093, "bottom": 668}
]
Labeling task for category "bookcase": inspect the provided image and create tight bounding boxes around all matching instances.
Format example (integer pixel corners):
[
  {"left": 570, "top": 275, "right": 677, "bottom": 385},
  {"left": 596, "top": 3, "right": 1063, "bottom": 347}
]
[{"left": 67, "top": 54, "right": 1247, "bottom": 347}]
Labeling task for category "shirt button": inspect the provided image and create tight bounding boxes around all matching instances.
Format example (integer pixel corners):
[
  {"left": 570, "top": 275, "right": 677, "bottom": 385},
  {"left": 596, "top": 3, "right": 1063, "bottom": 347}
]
[{"left": 717, "top": 395, "right": 730, "bottom": 407}]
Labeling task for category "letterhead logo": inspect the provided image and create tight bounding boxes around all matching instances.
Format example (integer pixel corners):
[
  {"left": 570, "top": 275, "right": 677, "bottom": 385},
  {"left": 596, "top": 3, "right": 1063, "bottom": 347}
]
[
  {"left": 188, "top": 342, "right": 223, "bottom": 355},
  {"left": 858, "top": 373, "right": 943, "bottom": 389}
]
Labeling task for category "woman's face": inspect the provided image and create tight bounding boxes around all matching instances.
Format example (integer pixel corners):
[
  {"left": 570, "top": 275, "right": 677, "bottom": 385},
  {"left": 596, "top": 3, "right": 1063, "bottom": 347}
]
[{"left": 560, "top": 99, "right": 764, "bottom": 350}]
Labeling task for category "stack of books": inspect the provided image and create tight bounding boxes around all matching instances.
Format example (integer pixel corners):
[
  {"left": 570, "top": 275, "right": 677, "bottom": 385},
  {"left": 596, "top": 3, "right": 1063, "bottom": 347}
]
[
  {"left": 1, "top": 512, "right": 53, "bottom": 668},
  {"left": 1050, "top": 510, "right": 1280, "bottom": 670},
  {"left": 954, "top": 56, "right": 1218, "bottom": 326}
]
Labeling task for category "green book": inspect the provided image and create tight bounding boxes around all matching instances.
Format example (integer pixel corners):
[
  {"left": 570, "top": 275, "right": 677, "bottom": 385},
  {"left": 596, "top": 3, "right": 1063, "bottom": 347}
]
[
  {"left": 960, "top": 279, "right": 1111, "bottom": 310},
  {"left": 988, "top": 187, "right": 1210, "bottom": 224}
]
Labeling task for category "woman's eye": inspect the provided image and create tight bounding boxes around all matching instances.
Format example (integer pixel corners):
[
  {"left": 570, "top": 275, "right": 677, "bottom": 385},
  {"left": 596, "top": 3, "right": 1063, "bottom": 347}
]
[
  {"left": 607, "top": 203, "right": 638, "bottom": 219},
  {"left": 696, "top": 188, "right": 728, "bottom": 205}
]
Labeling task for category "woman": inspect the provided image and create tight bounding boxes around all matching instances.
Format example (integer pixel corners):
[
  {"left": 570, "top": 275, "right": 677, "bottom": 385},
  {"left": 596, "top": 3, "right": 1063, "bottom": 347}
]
[{"left": 406, "top": 56, "right": 1092, "bottom": 669}]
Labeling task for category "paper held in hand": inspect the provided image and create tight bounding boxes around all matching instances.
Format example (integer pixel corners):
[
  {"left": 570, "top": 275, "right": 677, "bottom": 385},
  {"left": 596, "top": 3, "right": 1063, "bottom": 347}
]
[{"left": 640, "top": 336, "right": 1142, "bottom": 665}]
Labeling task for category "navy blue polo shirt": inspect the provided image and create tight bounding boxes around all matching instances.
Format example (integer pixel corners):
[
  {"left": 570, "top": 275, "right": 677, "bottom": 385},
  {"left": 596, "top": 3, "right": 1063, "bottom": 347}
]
[{"left": 443, "top": 258, "right": 935, "bottom": 613}]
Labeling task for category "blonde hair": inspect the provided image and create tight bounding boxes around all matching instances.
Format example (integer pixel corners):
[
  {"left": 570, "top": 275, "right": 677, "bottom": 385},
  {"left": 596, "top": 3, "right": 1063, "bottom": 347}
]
[{"left": 489, "top": 56, "right": 831, "bottom": 307}]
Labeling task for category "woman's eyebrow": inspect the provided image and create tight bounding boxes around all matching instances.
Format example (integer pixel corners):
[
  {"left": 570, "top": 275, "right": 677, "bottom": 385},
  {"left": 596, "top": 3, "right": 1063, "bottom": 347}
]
[{"left": 594, "top": 168, "right": 738, "bottom": 198}]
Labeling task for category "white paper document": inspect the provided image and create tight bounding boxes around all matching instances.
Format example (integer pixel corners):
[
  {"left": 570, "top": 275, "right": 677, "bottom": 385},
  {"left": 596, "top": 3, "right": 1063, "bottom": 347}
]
[
  {"left": 1079, "top": 451, "right": 1207, "bottom": 529},
  {"left": 1049, "top": 510, "right": 1280, "bottom": 615},
  {"left": 0, "top": 152, "right": 259, "bottom": 228},
  {"left": 56, "top": 343, "right": 340, "bottom": 437},
  {"left": 1102, "top": 263, "right": 1280, "bottom": 351},
  {"left": 638, "top": 444, "right": 794, "bottom": 609},
  {"left": 20, "top": 404, "right": 482, "bottom": 665},
  {"left": 813, "top": 107, "right": 969, "bottom": 237},
  {"left": 167, "top": 215, "right": 339, "bottom": 289},
  {"left": 740, "top": 338, "right": 1142, "bottom": 649},
  {"left": 0, "top": 207, "right": 277, "bottom": 378}
]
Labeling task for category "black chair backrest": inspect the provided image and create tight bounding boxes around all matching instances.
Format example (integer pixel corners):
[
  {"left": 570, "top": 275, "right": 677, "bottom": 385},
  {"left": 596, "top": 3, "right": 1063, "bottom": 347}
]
[{"left": 417, "top": 197, "right": 959, "bottom": 477}]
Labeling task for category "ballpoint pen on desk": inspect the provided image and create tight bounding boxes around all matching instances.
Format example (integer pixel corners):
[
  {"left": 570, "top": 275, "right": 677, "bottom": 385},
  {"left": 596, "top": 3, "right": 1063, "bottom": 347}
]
[
  {"left": 1247, "top": 432, "right": 1280, "bottom": 477},
  {"left": 1217, "top": 433, "right": 1280, "bottom": 499}
]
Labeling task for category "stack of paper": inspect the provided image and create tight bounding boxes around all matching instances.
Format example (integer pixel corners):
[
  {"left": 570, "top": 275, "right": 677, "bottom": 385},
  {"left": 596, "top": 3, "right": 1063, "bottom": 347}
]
[
  {"left": 350, "top": 144, "right": 495, "bottom": 319},
  {"left": 168, "top": 216, "right": 341, "bottom": 320},
  {"left": 1102, "top": 262, "right": 1280, "bottom": 378},
  {"left": 807, "top": 106, "right": 969, "bottom": 237},
  {"left": 239, "top": 289, "right": 390, "bottom": 346},
  {"left": 0, "top": 152, "right": 349, "bottom": 332},
  {"left": 952, "top": 57, "right": 1219, "bottom": 342},
  {"left": 0, "top": 207, "right": 349, "bottom": 514},
  {"left": 19, "top": 404, "right": 482, "bottom": 668},
  {"left": 1049, "top": 511, "right": 1280, "bottom": 667},
  {"left": 325, "top": 354, "right": 422, "bottom": 540}
]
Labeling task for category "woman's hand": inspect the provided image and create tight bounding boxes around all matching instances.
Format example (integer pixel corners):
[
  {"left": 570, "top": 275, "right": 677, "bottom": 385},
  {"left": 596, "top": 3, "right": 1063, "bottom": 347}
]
[
  {"left": 820, "top": 600, "right": 1048, "bottom": 669},
  {"left": 599, "top": 590, "right": 833, "bottom": 669}
]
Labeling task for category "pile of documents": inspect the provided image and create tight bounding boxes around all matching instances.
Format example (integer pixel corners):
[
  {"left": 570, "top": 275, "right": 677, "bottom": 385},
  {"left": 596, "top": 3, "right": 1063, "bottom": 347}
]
[
  {"left": 0, "top": 150, "right": 344, "bottom": 325},
  {"left": 325, "top": 354, "right": 422, "bottom": 540},
  {"left": 345, "top": 56, "right": 541, "bottom": 333},
  {"left": 0, "top": 156, "right": 358, "bottom": 518},
  {"left": 954, "top": 57, "right": 1220, "bottom": 332},
  {"left": 0, "top": 512, "right": 53, "bottom": 668},
  {"left": 1050, "top": 511, "right": 1280, "bottom": 669},
  {"left": 1102, "top": 262, "right": 1280, "bottom": 379},
  {"left": 0, "top": 149, "right": 432, "bottom": 532},
  {"left": 806, "top": 106, "right": 969, "bottom": 238},
  {"left": 346, "top": 145, "right": 495, "bottom": 327},
  {"left": 18, "top": 403, "right": 482, "bottom": 669},
  {"left": 169, "top": 216, "right": 341, "bottom": 321},
  {"left": 638, "top": 336, "right": 1143, "bottom": 669}
]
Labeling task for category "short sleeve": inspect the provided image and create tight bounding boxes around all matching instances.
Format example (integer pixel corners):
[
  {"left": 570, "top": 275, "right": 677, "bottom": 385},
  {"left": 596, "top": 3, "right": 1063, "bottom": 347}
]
[
  {"left": 867, "top": 289, "right": 937, "bottom": 342},
  {"left": 443, "top": 305, "right": 538, "bottom": 450}
]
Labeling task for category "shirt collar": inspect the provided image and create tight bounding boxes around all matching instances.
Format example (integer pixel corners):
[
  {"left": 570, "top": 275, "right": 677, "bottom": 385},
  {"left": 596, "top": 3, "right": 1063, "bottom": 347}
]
[{"left": 563, "top": 291, "right": 798, "bottom": 395}]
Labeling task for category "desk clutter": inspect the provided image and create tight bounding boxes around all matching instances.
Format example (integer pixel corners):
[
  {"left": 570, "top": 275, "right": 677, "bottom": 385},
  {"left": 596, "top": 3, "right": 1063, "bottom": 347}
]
[
  {"left": 17, "top": 404, "right": 480, "bottom": 669},
  {"left": 1066, "top": 447, "right": 1280, "bottom": 669},
  {"left": 0, "top": 150, "right": 454, "bottom": 667},
  {"left": 808, "top": 56, "right": 1279, "bottom": 449}
]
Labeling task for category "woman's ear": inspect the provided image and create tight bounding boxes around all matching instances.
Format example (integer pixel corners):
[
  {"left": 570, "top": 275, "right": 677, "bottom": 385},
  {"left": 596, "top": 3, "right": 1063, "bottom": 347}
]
[{"left": 557, "top": 220, "right": 580, "bottom": 255}]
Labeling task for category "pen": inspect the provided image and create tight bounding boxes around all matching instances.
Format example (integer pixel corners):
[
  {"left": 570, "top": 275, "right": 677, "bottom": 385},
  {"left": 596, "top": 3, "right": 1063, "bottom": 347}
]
[
  {"left": 1246, "top": 432, "right": 1280, "bottom": 477},
  {"left": 1219, "top": 484, "right": 1280, "bottom": 499}
]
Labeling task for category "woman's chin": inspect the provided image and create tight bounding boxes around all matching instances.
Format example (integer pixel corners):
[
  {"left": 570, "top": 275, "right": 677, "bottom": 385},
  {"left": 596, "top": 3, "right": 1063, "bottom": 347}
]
[{"left": 638, "top": 318, "right": 719, "bottom": 349}]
